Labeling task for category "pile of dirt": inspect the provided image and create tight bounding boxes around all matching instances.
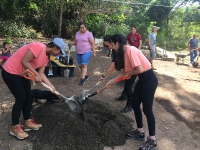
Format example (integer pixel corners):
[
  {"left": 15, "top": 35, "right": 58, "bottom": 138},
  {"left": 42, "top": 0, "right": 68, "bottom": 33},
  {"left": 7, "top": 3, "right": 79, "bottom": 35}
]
[{"left": 29, "top": 98, "right": 134, "bottom": 150}]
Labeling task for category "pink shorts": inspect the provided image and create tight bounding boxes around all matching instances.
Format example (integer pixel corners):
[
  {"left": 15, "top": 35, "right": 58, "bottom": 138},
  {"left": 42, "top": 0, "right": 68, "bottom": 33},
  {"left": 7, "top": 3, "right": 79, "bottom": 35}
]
[{"left": 0, "top": 56, "right": 9, "bottom": 60}]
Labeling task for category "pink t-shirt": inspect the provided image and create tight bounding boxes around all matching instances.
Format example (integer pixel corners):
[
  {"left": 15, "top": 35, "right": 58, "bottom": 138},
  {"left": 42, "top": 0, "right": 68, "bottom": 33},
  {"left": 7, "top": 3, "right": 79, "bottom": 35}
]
[
  {"left": 75, "top": 30, "right": 94, "bottom": 54},
  {"left": 124, "top": 45, "right": 151, "bottom": 74},
  {"left": 3, "top": 42, "right": 48, "bottom": 75}
]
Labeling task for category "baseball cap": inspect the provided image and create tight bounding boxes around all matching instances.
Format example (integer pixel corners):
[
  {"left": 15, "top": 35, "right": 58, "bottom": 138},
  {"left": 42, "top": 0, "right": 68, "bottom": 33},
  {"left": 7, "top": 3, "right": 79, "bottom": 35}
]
[
  {"left": 152, "top": 26, "right": 158, "bottom": 31},
  {"left": 52, "top": 38, "right": 66, "bottom": 56}
]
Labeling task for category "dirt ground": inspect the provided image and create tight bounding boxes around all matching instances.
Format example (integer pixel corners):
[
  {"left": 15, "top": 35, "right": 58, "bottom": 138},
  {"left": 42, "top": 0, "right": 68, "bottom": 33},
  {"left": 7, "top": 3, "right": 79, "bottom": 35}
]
[{"left": 0, "top": 38, "right": 200, "bottom": 150}]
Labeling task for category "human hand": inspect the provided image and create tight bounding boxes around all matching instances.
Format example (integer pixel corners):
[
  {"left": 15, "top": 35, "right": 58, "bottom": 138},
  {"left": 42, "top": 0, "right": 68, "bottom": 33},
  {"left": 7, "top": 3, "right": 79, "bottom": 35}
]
[
  {"left": 106, "top": 78, "right": 115, "bottom": 88},
  {"left": 50, "top": 85, "right": 56, "bottom": 92},
  {"left": 99, "top": 77, "right": 105, "bottom": 82},
  {"left": 92, "top": 51, "right": 96, "bottom": 57},
  {"left": 35, "top": 74, "right": 42, "bottom": 84}
]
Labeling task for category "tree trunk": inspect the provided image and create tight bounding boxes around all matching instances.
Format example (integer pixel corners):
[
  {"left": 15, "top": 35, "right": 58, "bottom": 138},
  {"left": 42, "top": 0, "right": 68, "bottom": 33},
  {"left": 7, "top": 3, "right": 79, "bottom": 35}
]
[{"left": 58, "top": 0, "right": 63, "bottom": 37}]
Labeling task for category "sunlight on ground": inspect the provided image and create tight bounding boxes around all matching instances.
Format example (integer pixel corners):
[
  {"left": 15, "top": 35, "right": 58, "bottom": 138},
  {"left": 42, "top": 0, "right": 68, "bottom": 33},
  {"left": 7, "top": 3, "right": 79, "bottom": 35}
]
[
  {"left": 179, "top": 110, "right": 196, "bottom": 120},
  {"left": 159, "top": 138, "right": 177, "bottom": 150}
]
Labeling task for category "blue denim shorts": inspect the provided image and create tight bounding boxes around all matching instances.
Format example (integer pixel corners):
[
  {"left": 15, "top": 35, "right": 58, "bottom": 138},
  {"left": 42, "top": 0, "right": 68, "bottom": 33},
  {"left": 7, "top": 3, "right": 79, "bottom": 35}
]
[
  {"left": 76, "top": 51, "right": 92, "bottom": 65},
  {"left": 150, "top": 45, "right": 156, "bottom": 59}
]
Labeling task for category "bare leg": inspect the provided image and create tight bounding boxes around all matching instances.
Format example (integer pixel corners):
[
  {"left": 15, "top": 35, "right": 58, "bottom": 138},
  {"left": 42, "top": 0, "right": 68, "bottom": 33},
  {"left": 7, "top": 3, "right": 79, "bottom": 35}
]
[{"left": 81, "top": 64, "right": 87, "bottom": 79}]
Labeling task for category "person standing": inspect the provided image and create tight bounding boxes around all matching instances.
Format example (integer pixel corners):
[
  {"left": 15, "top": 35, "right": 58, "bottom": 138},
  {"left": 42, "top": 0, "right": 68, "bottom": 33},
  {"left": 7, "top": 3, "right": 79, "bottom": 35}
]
[
  {"left": 188, "top": 34, "right": 199, "bottom": 64},
  {"left": 115, "top": 27, "right": 142, "bottom": 113},
  {"left": 70, "top": 22, "right": 96, "bottom": 85},
  {"left": 1, "top": 38, "right": 66, "bottom": 140},
  {"left": 148, "top": 26, "right": 157, "bottom": 70},
  {"left": 106, "top": 34, "right": 158, "bottom": 150},
  {"left": 126, "top": 26, "right": 142, "bottom": 49}
]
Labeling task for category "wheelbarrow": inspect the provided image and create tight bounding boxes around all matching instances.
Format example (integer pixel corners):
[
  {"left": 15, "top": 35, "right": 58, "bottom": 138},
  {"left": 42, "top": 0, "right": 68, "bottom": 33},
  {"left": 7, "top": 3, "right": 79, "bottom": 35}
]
[
  {"left": 21, "top": 69, "right": 83, "bottom": 113},
  {"left": 79, "top": 76, "right": 131, "bottom": 104},
  {"left": 175, "top": 53, "right": 190, "bottom": 63}
]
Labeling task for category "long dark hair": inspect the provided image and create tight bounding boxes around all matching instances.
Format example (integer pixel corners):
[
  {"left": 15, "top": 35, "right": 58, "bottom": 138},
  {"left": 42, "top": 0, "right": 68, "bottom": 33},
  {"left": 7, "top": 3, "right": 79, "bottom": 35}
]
[
  {"left": 110, "top": 34, "right": 126, "bottom": 70},
  {"left": 104, "top": 35, "right": 112, "bottom": 42}
]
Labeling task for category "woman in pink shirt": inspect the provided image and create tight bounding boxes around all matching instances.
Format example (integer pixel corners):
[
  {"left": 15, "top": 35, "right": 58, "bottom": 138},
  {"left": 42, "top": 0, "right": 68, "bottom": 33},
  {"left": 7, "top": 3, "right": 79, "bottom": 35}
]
[
  {"left": 70, "top": 22, "right": 96, "bottom": 85},
  {"left": 106, "top": 34, "right": 158, "bottom": 150},
  {"left": 1, "top": 38, "right": 66, "bottom": 140}
]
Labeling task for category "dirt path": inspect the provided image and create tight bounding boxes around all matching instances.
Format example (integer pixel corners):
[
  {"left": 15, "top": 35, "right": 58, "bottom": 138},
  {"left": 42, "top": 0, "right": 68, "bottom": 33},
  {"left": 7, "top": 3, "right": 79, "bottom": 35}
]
[{"left": 0, "top": 44, "right": 200, "bottom": 150}]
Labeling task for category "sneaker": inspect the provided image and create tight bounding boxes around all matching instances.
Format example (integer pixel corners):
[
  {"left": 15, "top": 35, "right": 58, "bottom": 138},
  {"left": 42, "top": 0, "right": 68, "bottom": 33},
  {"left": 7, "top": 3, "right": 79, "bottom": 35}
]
[
  {"left": 24, "top": 118, "right": 42, "bottom": 131},
  {"left": 120, "top": 105, "right": 132, "bottom": 113},
  {"left": 139, "top": 136, "right": 157, "bottom": 150},
  {"left": 10, "top": 124, "right": 29, "bottom": 140},
  {"left": 79, "top": 78, "right": 85, "bottom": 86},
  {"left": 84, "top": 75, "right": 89, "bottom": 81},
  {"left": 127, "top": 129, "right": 145, "bottom": 141}
]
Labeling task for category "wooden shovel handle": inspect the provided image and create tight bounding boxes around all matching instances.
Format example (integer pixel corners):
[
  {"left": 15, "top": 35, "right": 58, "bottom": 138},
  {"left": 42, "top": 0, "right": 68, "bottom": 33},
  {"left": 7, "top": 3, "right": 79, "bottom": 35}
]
[
  {"left": 96, "top": 76, "right": 131, "bottom": 94},
  {"left": 41, "top": 82, "right": 60, "bottom": 96},
  {"left": 96, "top": 82, "right": 116, "bottom": 94}
]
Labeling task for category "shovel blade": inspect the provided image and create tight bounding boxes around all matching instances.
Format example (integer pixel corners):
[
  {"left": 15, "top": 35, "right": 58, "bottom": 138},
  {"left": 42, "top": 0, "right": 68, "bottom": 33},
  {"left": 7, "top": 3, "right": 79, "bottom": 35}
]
[
  {"left": 64, "top": 69, "right": 70, "bottom": 77},
  {"left": 48, "top": 69, "right": 53, "bottom": 76},
  {"left": 65, "top": 100, "right": 83, "bottom": 113}
]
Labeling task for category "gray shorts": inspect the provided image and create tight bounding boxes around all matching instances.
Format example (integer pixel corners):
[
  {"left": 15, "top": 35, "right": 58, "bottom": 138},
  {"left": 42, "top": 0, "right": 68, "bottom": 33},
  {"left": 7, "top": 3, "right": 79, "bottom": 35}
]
[{"left": 150, "top": 45, "right": 156, "bottom": 59}]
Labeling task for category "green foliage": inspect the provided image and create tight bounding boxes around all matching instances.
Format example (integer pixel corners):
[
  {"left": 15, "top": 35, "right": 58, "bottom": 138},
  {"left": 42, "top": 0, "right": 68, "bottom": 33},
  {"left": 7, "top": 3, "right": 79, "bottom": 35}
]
[
  {"left": 0, "top": 21, "right": 39, "bottom": 38},
  {"left": 146, "top": 0, "right": 171, "bottom": 26},
  {"left": 106, "top": 23, "right": 130, "bottom": 36},
  {"left": 5, "top": 36, "right": 12, "bottom": 44}
]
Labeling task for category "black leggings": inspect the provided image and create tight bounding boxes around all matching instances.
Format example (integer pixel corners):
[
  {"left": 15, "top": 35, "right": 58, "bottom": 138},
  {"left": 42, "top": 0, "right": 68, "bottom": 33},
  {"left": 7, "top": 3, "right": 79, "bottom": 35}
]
[
  {"left": 131, "top": 69, "right": 158, "bottom": 136},
  {"left": 124, "top": 75, "right": 137, "bottom": 105},
  {"left": 2, "top": 69, "right": 31, "bottom": 125}
]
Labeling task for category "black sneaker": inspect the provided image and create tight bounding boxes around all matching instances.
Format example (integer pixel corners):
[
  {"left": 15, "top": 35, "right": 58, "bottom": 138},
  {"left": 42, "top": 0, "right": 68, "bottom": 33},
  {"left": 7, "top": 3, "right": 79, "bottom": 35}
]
[
  {"left": 127, "top": 129, "right": 145, "bottom": 141},
  {"left": 139, "top": 136, "right": 157, "bottom": 150},
  {"left": 79, "top": 78, "right": 85, "bottom": 86},
  {"left": 120, "top": 105, "right": 132, "bottom": 113},
  {"left": 85, "top": 75, "right": 89, "bottom": 81}
]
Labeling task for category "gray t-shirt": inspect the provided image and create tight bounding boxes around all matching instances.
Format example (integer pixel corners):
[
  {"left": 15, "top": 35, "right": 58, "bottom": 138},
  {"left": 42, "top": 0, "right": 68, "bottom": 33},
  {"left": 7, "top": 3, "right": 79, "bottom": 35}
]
[
  {"left": 188, "top": 38, "right": 199, "bottom": 49},
  {"left": 148, "top": 32, "right": 156, "bottom": 46}
]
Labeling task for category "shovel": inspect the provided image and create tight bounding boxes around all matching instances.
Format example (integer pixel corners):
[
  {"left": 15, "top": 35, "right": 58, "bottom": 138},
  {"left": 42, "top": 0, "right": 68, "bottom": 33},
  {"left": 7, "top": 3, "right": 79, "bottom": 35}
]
[
  {"left": 41, "top": 83, "right": 83, "bottom": 113},
  {"left": 21, "top": 69, "right": 83, "bottom": 113},
  {"left": 48, "top": 60, "right": 53, "bottom": 76},
  {"left": 66, "top": 44, "right": 72, "bottom": 77},
  {"left": 79, "top": 76, "right": 131, "bottom": 104},
  {"left": 79, "top": 80, "right": 101, "bottom": 103}
]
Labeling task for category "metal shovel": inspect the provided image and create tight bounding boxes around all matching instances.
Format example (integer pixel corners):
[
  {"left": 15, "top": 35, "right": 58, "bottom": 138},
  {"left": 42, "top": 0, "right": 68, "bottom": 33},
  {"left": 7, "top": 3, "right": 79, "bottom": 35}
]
[
  {"left": 66, "top": 44, "right": 72, "bottom": 77},
  {"left": 48, "top": 61, "right": 53, "bottom": 76},
  {"left": 41, "top": 83, "right": 83, "bottom": 113},
  {"left": 79, "top": 81, "right": 101, "bottom": 104},
  {"left": 21, "top": 69, "right": 83, "bottom": 113},
  {"left": 79, "top": 76, "right": 131, "bottom": 104}
]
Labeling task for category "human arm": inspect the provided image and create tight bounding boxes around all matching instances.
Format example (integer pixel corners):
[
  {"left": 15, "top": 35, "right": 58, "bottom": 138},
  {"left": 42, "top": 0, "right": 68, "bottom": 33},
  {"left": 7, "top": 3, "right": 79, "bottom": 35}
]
[
  {"left": 138, "top": 40, "right": 142, "bottom": 50},
  {"left": 38, "top": 66, "right": 55, "bottom": 91},
  {"left": 89, "top": 38, "right": 96, "bottom": 57},
  {"left": 69, "top": 39, "right": 76, "bottom": 45},
  {"left": 21, "top": 50, "right": 42, "bottom": 83},
  {"left": 105, "top": 71, "right": 125, "bottom": 88},
  {"left": 10, "top": 49, "right": 13, "bottom": 56},
  {"left": 125, "top": 65, "right": 143, "bottom": 76},
  {"left": 148, "top": 38, "right": 152, "bottom": 50},
  {"left": 99, "top": 62, "right": 116, "bottom": 81},
  {"left": 2, "top": 48, "right": 9, "bottom": 54}
]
